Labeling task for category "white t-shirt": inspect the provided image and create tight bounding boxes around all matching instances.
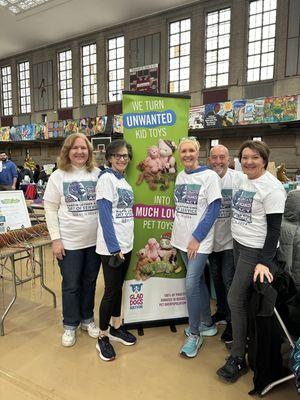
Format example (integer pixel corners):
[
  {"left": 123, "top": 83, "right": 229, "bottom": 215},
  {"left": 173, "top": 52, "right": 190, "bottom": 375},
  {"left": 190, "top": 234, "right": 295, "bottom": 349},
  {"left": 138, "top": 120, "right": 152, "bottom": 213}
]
[
  {"left": 171, "top": 168, "right": 222, "bottom": 254},
  {"left": 96, "top": 171, "right": 134, "bottom": 255},
  {"left": 213, "top": 169, "right": 244, "bottom": 252},
  {"left": 43, "top": 166, "right": 100, "bottom": 250},
  {"left": 231, "top": 170, "right": 286, "bottom": 249}
]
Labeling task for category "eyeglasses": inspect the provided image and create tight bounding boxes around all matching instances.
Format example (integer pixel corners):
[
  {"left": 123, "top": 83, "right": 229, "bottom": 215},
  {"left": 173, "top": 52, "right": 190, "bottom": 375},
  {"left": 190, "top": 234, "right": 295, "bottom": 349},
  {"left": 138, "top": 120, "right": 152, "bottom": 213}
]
[{"left": 112, "top": 153, "right": 129, "bottom": 161}]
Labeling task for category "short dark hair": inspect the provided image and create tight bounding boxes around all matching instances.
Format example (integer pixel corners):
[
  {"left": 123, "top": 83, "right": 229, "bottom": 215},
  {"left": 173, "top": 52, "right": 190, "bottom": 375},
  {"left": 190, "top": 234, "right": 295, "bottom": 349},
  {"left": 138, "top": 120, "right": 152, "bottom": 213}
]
[
  {"left": 238, "top": 140, "right": 270, "bottom": 169},
  {"left": 105, "top": 139, "right": 132, "bottom": 166}
]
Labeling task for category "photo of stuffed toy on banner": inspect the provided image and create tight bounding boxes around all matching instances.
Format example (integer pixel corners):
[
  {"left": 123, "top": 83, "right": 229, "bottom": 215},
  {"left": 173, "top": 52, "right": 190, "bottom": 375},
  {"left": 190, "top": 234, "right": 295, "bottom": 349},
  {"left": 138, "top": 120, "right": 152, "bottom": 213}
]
[
  {"left": 136, "top": 139, "right": 177, "bottom": 191},
  {"left": 135, "top": 232, "right": 182, "bottom": 281}
]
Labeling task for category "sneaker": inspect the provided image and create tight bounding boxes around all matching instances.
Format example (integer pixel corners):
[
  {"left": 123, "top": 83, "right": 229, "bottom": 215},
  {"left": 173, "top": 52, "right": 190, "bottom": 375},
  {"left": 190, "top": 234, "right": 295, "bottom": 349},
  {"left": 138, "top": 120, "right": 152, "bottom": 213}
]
[
  {"left": 62, "top": 329, "right": 76, "bottom": 347},
  {"left": 217, "top": 355, "right": 248, "bottom": 383},
  {"left": 180, "top": 334, "right": 203, "bottom": 358},
  {"left": 184, "top": 322, "right": 217, "bottom": 337},
  {"left": 96, "top": 336, "right": 116, "bottom": 361},
  {"left": 109, "top": 325, "right": 136, "bottom": 346},
  {"left": 221, "top": 322, "right": 233, "bottom": 344},
  {"left": 212, "top": 311, "right": 227, "bottom": 325},
  {"left": 81, "top": 321, "right": 100, "bottom": 338}
]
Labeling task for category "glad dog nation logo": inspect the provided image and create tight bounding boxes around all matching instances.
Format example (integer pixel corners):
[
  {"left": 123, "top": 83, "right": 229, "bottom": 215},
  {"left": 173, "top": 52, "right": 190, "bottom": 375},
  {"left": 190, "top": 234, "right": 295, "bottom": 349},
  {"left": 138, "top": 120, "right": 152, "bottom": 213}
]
[{"left": 129, "top": 283, "right": 144, "bottom": 310}]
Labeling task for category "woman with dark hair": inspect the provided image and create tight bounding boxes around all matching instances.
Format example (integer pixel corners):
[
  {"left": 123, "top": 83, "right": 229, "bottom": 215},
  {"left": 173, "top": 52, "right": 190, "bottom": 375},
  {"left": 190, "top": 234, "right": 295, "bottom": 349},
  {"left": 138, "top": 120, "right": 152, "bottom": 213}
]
[
  {"left": 44, "top": 133, "right": 101, "bottom": 347},
  {"left": 217, "top": 140, "right": 286, "bottom": 383},
  {"left": 95, "top": 139, "right": 136, "bottom": 362}
]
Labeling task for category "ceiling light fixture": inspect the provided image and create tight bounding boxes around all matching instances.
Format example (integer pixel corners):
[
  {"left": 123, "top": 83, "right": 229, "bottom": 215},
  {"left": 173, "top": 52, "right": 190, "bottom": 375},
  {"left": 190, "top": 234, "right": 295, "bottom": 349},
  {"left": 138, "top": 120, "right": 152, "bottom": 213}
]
[{"left": 0, "top": 0, "right": 54, "bottom": 14}]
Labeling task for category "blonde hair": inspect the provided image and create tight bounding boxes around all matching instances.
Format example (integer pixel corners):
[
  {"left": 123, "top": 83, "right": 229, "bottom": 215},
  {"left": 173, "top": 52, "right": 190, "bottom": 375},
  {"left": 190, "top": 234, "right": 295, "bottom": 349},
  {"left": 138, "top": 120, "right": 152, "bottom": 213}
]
[
  {"left": 178, "top": 137, "right": 200, "bottom": 152},
  {"left": 57, "top": 133, "right": 95, "bottom": 172}
]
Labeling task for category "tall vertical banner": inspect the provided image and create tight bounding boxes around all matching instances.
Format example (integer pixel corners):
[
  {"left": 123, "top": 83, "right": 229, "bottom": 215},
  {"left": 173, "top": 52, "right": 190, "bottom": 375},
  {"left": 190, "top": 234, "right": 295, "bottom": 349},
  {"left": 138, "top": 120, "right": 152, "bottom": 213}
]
[{"left": 122, "top": 92, "right": 190, "bottom": 324}]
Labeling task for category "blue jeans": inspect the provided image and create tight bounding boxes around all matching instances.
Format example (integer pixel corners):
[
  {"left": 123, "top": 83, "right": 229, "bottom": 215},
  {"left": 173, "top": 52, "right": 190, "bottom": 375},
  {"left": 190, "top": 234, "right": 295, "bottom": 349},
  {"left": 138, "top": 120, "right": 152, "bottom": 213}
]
[
  {"left": 58, "top": 246, "right": 101, "bottom": 329},
  {"left": 180, "top": 251, "right": 212, "bottom": 335},
  {"left": 208, "top": 249, "right": 234, "bottom": 321}
]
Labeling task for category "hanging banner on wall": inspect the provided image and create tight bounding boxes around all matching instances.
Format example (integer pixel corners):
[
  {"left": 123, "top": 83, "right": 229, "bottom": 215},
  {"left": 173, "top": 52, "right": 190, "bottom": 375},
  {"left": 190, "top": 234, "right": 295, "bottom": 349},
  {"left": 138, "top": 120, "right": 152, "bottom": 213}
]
[
  {"left": 129, "top": 64, "right": 159, "bottom": 93},
  {"left": 122, "top": 91, "right": 190, "bottom": 324}
]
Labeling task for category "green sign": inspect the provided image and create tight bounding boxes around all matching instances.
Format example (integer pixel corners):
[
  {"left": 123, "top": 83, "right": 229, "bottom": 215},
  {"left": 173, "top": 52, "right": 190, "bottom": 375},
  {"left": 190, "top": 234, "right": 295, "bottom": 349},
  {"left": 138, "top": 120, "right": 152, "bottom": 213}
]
[{"left": 122, "top": 92, "right": 190, "bottom": 324}]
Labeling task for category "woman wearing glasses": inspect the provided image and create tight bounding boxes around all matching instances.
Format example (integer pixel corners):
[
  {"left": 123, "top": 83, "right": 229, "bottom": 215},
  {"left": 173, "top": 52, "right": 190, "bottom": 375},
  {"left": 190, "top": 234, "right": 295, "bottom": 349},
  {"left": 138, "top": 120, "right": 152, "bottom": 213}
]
[
  {"left": 95, "top": 139, "right": 136, "bottom": 361},
  {"left": 171, "top": 137, "right": 222, "bottom": 358}
]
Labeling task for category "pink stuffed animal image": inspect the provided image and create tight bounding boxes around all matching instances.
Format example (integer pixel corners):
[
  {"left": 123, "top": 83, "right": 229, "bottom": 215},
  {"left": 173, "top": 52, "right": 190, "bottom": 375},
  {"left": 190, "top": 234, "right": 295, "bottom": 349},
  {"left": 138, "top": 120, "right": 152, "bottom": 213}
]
[
  {"left": 144, "top": 145, "right": 163, "bottom": 173},
  {"left": 158, "top": 139, "right": 177, "bottom": 174},
  {"left": 145, "top": 237, "right": 161, "bottom": 262}
]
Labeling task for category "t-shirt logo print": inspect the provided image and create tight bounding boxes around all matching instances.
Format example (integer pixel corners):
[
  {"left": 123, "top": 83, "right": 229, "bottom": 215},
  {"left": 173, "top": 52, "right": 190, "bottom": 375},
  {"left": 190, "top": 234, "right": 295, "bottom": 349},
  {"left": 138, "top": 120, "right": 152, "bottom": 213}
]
[
  {"left": 63, "top": 181, "right": 97, "bottom": 214},
  {"left": 174, "top": 184, "right": 201, "bottom": 215},
  {"left": 219, "top": 188, "right": 232, "bottom": 219},
  {"left": 232, "top": 189, "right": 255, "bottom": 225},
  {"left": 116, "top": 188, "right": 134, "bottom": 219}
]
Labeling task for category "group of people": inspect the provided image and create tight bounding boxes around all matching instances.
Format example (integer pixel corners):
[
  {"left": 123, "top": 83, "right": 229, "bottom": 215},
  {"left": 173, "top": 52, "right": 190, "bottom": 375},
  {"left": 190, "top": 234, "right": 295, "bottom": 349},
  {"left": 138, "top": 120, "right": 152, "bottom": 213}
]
[
  {"left": 43, "top": 132, "right": 287, "bottom": 382},
  {"left": 44, "top": 134, "right": 136, "bottom": 362}
]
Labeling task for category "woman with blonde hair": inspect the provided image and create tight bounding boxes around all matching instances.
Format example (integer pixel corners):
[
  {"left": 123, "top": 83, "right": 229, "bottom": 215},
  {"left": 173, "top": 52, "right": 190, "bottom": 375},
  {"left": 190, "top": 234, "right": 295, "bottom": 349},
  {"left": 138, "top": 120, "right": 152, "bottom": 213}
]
[
  {"left": 171, "top": 137, "right": 222, "bottom": 358},
  {"left": 44, "top": 133, "right": 101, "bottom": 347}
]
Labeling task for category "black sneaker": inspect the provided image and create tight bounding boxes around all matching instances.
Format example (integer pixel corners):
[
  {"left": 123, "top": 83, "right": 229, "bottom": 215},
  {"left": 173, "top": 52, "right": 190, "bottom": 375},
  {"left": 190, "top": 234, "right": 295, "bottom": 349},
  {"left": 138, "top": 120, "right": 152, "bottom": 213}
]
[
  {"left": 211, "top": 311, "right": 227, "bottom": 325},
  {"left": 221, "top": 322, "right": 233, "bottom": 344},
  {"left": 96, "top": 336, "right": 116, "bottom": 361},
  {"left": 217, "top": 355, "right": 248, "bottom": 383},
  {"left": 109, "top": 325, "right": 136, "bottom": 346}
]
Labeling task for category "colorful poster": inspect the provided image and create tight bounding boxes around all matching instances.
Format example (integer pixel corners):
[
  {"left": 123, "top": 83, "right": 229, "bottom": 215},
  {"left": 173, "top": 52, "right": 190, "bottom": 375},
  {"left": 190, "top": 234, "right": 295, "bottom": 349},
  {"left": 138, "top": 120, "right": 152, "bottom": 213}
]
[
  {"left": 0, "top": 127, "right": 10, "bottom": 141},
  {"left": 22, "top": 124, "right": 35, "bottom": 140},
  {"left": 188, "top": 105, "right": 205, "bottom": 129},
  {"left": 243, "top": 98, "right": 265, "bottom": 124},
  {"left": 35, "top": 123, "right": 48, "bottom": 139},
  {"left": 204, "top": 101, "right": 234, "bottom": 128},
  {"left": 10, "top": 126, "right": 23, "bottom": 141},
  {"left": 95, "top": 116, "right": 107, "bottom": 134},
  {"left": 264, "top": 95, "right": 298, "bottom": 123},
  {"left": 112, "top": 114, "right": 123, "bottom": 134},
  {"left": 64, "top": 120, "right": 79, "bottom": 136},
  {"left": 123, "top": 92, "right": 190, "bottom": 324}
]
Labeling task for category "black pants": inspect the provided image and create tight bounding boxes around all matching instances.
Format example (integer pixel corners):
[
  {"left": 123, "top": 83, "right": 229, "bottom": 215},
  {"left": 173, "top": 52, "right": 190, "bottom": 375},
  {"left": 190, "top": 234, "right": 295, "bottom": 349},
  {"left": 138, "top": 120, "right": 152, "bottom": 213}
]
[{"left": 99, "top": 252, "right": 131, "bottom": 331}]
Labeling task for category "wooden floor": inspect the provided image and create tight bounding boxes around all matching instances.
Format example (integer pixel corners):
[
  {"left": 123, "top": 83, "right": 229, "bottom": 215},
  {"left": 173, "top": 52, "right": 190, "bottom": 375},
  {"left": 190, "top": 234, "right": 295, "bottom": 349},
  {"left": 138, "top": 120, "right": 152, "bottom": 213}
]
[{"left": 0, "top": 245, "right": 298, "bottom": 400}]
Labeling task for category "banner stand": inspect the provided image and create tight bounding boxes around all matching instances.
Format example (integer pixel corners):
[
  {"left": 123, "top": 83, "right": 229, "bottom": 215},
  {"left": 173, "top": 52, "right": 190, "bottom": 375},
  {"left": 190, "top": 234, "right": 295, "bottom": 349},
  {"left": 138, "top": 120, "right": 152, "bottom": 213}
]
[{"left": 122, "top": 91, "right": 190, "bottom": 332}]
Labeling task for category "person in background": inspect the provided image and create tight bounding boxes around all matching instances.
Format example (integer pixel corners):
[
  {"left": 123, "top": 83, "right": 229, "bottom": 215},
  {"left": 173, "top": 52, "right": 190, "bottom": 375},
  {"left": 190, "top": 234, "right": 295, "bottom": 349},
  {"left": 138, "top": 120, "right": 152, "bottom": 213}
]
[
  {"left": 217, "top": 140, "right": 286, "bottom": 383},
  {"left": 33, "top": 164, "right": 41, "bottom": 184},
  {"left": 171, "top": 137, "right": 222, "bottom": 358},
  {"left": 0, "top": 152, "right": 18, "bottom": 190},
  {"left": 44, "top": 133, "right": 101, "bottom": 347},
  {"left": 96, "top": 139, "right": 136, "bottom": 362},
  {"left": 207, "top": 145, "right": 244, "bottom": 344},
  {"left": 38, "top": 166, "right": 48, "bottom": 185}
]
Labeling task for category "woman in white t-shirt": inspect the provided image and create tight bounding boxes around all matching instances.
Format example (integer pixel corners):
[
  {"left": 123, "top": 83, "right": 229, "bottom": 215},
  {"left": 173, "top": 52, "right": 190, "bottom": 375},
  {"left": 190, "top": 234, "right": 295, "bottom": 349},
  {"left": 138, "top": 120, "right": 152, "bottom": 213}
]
[
  {"left": 44, "top": 133, "right": 101, "bottom": 348},
  {"left": 217, "top": 140, "right": 286, "bottom": 383},
  {"left": 171, "top": 137, "right": 222, "bottom": 358},
  {"left": 95, "top": 139, "right": 136, "bottom": 362}
]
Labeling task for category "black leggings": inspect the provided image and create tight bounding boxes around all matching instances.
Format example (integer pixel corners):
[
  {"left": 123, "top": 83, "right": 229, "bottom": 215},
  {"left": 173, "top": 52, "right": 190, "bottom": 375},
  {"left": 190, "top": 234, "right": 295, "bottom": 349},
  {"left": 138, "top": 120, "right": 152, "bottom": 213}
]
[{"left": 99, "top": 252, "right": 131, "bottom": 331}]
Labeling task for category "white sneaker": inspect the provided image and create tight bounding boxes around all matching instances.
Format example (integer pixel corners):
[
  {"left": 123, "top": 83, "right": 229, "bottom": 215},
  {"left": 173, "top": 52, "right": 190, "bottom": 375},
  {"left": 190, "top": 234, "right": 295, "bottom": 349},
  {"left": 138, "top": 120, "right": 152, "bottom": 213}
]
[
  {"left": 62, "top": 329, "right": 76, "bottom": 347},
  {"left": 81, "top": 321, "right": 100, "bottom": 338}
]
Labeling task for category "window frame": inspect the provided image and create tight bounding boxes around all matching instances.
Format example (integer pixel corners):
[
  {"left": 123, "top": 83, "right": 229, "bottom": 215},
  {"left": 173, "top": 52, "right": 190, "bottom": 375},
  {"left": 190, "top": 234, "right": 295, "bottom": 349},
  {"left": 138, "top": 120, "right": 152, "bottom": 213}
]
[
  {"left": 18, "top": 60, "right": 31, "bottom": 114},
  {"left": 168, "top": 17, "right": 191, "bottom": 94},
  {"left": 81, "top": 42, "right": 97, "bottom": 106},
  {"left": 204, "top": 7, "right": 231, "bottom": 89},
  {"left": 1, "top": 65, "right": 13, "bottom": 116},
  {"left": 57, "top": 49, "right": 73, "bottom": 109},
  {"left": 246, "top": 0, "right": 277, "bottom": 83},
  {"left": 107, "top": 35, "right": 125, "bottom": 103}
]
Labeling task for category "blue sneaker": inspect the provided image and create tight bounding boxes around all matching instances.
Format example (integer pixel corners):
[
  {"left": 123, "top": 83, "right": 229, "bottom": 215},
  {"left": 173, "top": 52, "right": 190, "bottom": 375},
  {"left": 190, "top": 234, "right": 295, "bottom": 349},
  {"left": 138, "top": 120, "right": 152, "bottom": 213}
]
[
  {"left": 184, "top": 323, "right": 217, "bottom": 337},
  {"left": 180, "top": 334, "right": 203, "bottom": 358}
]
